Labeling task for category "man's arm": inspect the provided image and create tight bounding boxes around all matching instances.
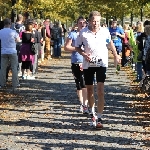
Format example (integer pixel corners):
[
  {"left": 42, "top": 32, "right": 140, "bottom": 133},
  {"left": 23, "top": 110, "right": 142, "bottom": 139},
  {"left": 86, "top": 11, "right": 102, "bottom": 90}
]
[
  {"left": 75, "top": 47, "right": 91, "bottom": 62},
  {"left": 107, "top": 40, "right": 118, "bottom": 57},
  {"left": 108, "top": 40, "right": 122, "bottom": 65},
  {"left": 116, "top": 28, "right": 125, "bottom": 39},
  {"left": 15, "top": 37, "right": 20, "bottom": 42},
  {"left": 15, "top": 32, "right": 20, "bottom": 42},
  {"left": 118, "top": 33, "right": 125, "bottom": 39},
  {"left": 64, "top": 38, "right": 76, "bottom": 52}
]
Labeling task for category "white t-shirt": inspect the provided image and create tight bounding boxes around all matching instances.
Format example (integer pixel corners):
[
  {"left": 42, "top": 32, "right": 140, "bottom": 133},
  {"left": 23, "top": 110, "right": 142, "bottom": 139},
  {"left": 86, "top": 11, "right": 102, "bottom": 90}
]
[
  {"left": 75, "top": 27, "right": 111, "bottom": 69},
  {"left": 0, "top": 28, "right": 19, "bottom": 54}
]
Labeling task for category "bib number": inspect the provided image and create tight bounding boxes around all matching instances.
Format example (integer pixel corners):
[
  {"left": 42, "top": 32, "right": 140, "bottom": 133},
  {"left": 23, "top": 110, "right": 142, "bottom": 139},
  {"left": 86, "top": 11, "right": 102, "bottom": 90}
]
[
  {"left": 89, "top": 56, "right": 103, "bottom": 67},
  {"left": 112, "top": 35, "right": 118, "bottom": 40}
]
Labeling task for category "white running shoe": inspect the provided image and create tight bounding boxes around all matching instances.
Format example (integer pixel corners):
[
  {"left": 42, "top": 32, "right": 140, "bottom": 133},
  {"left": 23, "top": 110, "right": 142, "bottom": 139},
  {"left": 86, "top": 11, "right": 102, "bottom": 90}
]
[
  {"left": 79, "top": 105, "right": 83, "bottom": 113},
  {"left": 89, "top": 114, "right": 97, "bottom": 127},
  {"left": 18, "top": 72, "right": 22, "bottom": 77}
]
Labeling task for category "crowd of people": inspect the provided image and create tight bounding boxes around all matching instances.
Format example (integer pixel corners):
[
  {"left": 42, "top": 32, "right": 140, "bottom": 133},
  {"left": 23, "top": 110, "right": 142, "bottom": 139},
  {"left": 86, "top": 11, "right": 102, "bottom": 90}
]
[
  {"left": 111, "top": 19, "right": 150, "bottom": 93},
  {"left": 0, "top": 14, "right": 67, "bottom": 92},
  {"left": 0, "top": 10, "right": 150, "bottom": 129}
]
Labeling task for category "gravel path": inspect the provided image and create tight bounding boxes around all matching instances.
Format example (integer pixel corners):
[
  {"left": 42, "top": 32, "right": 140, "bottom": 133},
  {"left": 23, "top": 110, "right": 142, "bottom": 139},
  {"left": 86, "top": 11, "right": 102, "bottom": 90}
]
[{"left": 0, "top": 51, "right": 149, "bottom": 150}]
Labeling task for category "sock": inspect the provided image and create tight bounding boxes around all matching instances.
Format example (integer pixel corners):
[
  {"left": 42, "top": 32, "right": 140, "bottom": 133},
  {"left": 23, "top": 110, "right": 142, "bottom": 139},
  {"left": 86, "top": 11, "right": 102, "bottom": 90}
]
[
  {"left": 97, "top": 113, "right": 102, "bottom": 119},
  {"left": 89, "top": 107, "right": 95, "bottom": 115}
]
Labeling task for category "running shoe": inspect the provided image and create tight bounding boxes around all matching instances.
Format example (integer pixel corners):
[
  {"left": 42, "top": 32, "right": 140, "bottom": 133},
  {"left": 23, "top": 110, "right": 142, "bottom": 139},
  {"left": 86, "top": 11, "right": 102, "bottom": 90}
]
[
  {"left": 22, "top": 75, "right": 26, "bottom": 80},
  {"left": 83, "top": 105, "right": 89, "bottom": 114},
  {"left": 96, "top": 118, "right": 103, "bottom": 129},
  {"left": 90, "top": 114, "right": 97, "bottom": 127},
  {"left": 18, "top": 72, "right": 22, "bottom": 77},
  {"left": 79, "top": 105, "right": 83, "bottom": 113}
]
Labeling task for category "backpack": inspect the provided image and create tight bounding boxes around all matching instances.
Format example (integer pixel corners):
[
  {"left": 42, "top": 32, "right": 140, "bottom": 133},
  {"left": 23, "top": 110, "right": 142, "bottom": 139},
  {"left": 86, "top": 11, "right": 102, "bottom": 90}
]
[
  {"left": 52, "top": 27, "right": 61, "bottom": 39},
  {"left": 11, "top": 23, "right": 25, "bottom": 35}
]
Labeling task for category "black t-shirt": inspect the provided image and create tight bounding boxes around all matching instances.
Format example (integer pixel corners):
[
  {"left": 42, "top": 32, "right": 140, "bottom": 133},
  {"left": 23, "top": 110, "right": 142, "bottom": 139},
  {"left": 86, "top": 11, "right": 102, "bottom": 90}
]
[
  {"left": 22, "top": 32, "right": 32, "bottom": 43},
  {"left": 136, "top": 32, "right": 147, "bottom": 51}
]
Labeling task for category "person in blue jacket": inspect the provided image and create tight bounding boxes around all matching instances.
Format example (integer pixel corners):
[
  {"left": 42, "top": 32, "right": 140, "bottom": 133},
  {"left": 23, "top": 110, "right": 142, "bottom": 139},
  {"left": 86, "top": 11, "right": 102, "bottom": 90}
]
[{"left": 109, "top": 19, "right": 125, "bottom": 55}]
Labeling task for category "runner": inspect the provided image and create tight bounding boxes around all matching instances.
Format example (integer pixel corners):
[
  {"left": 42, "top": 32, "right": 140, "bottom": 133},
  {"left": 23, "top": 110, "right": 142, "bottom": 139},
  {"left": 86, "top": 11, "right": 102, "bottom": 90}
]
[
  {"left": 64, "top": 16, "right": 88, "bottom": 114},
  {"left": 109, "top": 19, "right": 125, "bottom": 55},
  {"left": 75, "top": 11, "right": 121, "bottom": 129}
]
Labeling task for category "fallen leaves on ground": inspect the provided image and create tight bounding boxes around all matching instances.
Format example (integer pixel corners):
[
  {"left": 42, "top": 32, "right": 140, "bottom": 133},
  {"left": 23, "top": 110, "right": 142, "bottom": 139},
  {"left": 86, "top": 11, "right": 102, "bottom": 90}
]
[{"left": 124, "top": 66, "right": 150, "bottom": 143}]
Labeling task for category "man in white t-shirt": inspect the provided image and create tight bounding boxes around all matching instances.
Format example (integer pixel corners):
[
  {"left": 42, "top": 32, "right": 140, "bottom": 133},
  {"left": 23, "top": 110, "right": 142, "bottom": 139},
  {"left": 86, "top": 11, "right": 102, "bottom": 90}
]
[
  {"left": 0, "top": 18, "right": 20, "bottom": 93},
  {"left": 75, "top": 11, "right": 121, "bottom": 129}
]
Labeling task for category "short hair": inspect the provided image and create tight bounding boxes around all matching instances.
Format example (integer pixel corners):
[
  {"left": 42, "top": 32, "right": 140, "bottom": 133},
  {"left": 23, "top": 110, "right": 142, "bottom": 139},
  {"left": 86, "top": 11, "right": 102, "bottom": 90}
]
[
  {"left": 76, "top": 16, "right": 84, "bottom": 23},
  {"left": 112, "top": 19, "right": 117, "bottom": 22},
  {"left": 25, "top": 24, "right": 33, "bottom": 32},
  {"left": 38, "top": 21, "right": 43, "bottom": 27},
  {"left": 55, "top": 21, "right": 59, "bottom": 26},
  {"left": 46, "top": 19, "right": 50, "bottom": 22},
  {"left": 25, "top": 19, "right": 34, "bottom": 25},
  {"left": 89, "top": 11, "right": 101, "bottom": 20},
  {"left": 144, "top": 20, "right": 150, "bottom": 27},
  {"left": 3, "top": 18, "right": 11, "bottom": 26},
  {"left": 17, "top": 14, "right": 23, "bottom": 21}
]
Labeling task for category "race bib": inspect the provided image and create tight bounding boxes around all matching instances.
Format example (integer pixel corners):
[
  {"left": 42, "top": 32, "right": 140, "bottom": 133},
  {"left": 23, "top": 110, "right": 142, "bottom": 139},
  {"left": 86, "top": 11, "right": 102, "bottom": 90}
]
[
  {"left": 112, "top": 35, "right": 118, "bottom": 40},
  {"left": 89, "top": 56, "right": 103, "bottom": 67}
]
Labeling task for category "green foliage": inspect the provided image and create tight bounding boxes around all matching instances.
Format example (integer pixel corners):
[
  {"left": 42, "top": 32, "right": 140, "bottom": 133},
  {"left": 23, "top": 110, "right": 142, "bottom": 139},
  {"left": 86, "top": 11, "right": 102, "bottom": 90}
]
[{"left": 0, "top": 0, "right": 150, "bottom": 22}]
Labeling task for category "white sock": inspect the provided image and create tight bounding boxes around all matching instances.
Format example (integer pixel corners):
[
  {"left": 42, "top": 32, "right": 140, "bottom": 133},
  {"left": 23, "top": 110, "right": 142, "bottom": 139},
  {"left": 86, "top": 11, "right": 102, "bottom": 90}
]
[
  {"left": 97, "top": 113, "right": 102, "bottom": 118},
  {"left": 89, "top": 107, "right": 95, "bottom": 115}
]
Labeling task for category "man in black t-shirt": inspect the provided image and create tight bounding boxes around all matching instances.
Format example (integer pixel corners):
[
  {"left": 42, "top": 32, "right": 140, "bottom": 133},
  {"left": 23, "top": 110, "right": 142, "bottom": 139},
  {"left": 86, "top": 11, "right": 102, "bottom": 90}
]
[{"left": 11, "top": 14, "right": 25, "bottom": 76}]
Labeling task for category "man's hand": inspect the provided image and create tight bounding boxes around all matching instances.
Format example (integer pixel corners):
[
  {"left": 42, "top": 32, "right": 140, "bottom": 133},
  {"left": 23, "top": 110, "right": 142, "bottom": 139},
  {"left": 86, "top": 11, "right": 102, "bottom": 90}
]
[
  {"left": 83, "top": 53, "right": 91, "bottom": 62},
  {"left": 114, "top": 55, "right": 122, "bottom": 67},
  {"left": 115, "top": 32, "right": 120, "bottom": 36}
]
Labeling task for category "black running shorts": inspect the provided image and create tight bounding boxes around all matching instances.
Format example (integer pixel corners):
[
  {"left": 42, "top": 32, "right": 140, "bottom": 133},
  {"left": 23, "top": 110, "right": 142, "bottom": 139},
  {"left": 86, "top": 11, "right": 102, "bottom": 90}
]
[{"left": 83, "top": 67, "right": 106, "bottom": 85}]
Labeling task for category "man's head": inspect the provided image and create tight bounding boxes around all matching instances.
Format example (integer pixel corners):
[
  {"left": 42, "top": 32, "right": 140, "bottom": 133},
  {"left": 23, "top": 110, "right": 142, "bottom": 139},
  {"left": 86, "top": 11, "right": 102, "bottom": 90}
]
[
  {"left": 77, "top": 16, "right": 86, "bottom": 30},
  {"left": 3, "top": 18, "right": 11, "bottom": 26},
  {"left": 17, "top": 14, "right": 23, "bottom": 22},
  {"left": 112, "top": 19, "right": 117, "bottom": 27},
  {"left": 54, "top": 21, "right": 59, "bottom": 27},
  {"left": 88, "top": 11, "right": 101, "bottom": 30},
  {"left": 45, "top": 18, "right": 50, "bottom": 25}
]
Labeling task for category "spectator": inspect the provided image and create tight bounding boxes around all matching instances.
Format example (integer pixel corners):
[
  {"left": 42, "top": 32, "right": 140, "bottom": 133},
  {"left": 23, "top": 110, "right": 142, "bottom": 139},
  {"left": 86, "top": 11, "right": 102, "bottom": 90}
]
[
  {"left": 0, "top": 18, "right": 20, "bottom": 93},
  {"left": 134, "top": 22, "right": 144, "bottom": 82},
  {"left": 44, "top": 19, "right": 52, "bottom": 60},
  {"left": 61, "top": 24, "right": 67, "bottom": 47},
  {"left": 51, "top": 21, "right": 62, "bottom": 58},
  {"left": 11, "top": 14, "right": 25, "bottom": 76},
  {"left": 19, "top": 24, "right": 35, "bottom": 79},
  {"left": 40, "top": 21, "right": 46, "bottom": 62},
  {"left": 122, "top": 24, "right": 132, "bottom": 67}
]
